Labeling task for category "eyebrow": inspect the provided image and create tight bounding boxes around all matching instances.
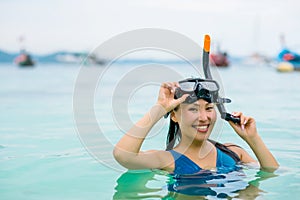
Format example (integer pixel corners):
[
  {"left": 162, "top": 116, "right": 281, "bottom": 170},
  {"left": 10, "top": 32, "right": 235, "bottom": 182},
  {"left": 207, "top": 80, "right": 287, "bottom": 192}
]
[{"left": 192, "top": 102, "right": 214, "bottom": 106}]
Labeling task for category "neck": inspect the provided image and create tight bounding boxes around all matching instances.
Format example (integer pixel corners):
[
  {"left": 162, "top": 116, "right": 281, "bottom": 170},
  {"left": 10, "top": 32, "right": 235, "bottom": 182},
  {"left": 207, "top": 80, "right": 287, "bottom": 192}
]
[{"left": 176, "top": 138, "right": 214, "bottom": 157}]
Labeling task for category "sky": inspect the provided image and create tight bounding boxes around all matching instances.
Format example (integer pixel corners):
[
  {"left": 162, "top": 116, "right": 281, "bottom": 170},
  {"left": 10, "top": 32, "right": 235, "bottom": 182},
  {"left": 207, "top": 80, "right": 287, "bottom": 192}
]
[{"left": 0, "top": 0, "right": 299, "bottom": 56}]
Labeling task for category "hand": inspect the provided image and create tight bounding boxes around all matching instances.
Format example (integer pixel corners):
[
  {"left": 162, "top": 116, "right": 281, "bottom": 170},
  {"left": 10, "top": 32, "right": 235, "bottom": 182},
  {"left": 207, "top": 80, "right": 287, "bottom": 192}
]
[
  {"left": 156, "top": 82, "right": 188, "bottom": 113},
  {"left": 228, "top": 112, "right": 259, "bottom": 142}
]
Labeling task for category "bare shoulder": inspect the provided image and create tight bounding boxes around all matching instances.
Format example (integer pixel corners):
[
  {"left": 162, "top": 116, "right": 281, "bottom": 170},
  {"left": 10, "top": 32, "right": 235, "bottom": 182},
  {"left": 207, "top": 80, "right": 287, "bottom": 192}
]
[
  {"left": 223, "top": 142, "right": 244, "bottom": 157},
  {"left": 223, "top": 143, "right": 256, "bottom": 163},
  {"left": 142, "top": 150, "right": 174, "bottom": 171},
  {"left": 142, "top": 150, "right": 174, "bottom": 163}
]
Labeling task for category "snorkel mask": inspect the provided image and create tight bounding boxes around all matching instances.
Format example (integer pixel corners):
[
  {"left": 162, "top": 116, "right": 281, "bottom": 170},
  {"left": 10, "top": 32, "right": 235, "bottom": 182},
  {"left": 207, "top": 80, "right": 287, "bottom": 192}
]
[
  {"left": 164, "top": 77, "right": 232, "bottom": 119},
  {"left": 174, "top": 78, "right": 220, "bottom": 104}
]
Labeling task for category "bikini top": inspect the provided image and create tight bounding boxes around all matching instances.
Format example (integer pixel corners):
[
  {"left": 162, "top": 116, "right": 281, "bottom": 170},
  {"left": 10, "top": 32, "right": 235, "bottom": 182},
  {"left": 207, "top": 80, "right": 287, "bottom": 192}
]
[{"left": 169, "top": 142, "right": 240, "bottom": 175}]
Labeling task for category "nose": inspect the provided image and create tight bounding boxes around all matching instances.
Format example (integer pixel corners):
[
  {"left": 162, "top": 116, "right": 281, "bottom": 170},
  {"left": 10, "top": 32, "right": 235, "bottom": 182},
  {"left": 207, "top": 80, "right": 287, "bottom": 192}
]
[{"left": 198, "top": 109, "right": 208, "bottom": 121}]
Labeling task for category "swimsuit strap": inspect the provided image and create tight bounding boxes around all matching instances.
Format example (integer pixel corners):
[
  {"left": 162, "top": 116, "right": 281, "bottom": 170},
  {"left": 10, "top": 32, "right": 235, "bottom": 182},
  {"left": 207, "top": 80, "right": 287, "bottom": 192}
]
[{"left": 208, "top": 139, "right": 241, "bottom": 163}]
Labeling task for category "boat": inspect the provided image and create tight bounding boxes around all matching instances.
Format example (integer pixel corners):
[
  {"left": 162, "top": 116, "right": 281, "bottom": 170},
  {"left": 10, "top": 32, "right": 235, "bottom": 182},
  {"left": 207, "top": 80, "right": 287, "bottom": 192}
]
[
  {"left": 14, "top": 51, "right": 35, "bottom": 67},
  {"left": 210, "top": 51, "right": 229, "bottom": 67},
  {"left": 14, "top": 35, "right": 35, "bottom": 67},
  {"left": 277, "top": 48, "right": 300, "bottom": 72}
]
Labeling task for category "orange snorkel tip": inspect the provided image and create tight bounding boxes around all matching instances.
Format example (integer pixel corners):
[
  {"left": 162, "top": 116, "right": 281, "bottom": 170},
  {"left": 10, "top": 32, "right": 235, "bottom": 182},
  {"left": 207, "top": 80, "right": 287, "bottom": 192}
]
[{"left": 204, "top": 34, "right": 211, "bottom": 53}]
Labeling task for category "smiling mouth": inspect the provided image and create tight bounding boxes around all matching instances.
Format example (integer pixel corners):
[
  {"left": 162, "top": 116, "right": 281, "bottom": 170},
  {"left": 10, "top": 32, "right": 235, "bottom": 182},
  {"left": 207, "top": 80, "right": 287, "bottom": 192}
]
[{"left": 193, "top": 125, "right": 209, "bottom": 133}]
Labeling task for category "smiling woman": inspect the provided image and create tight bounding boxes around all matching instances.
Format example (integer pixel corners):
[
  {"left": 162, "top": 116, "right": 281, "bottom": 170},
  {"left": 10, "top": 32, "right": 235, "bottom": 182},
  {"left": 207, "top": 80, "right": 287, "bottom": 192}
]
[
  {"left": 113, "top": 78, "right": 279, "bottom": 175},
  {"left": 112, "top": 77, "right": 279, "bottom": 198}
]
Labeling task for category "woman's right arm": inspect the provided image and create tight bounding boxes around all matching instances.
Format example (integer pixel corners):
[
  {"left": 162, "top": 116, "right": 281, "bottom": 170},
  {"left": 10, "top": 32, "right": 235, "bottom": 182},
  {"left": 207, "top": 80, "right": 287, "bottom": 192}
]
[
  {"left": 113, "top": 82, "right": 188, "bottom": 170},
  {"left": 113, "top": 104, "right": 168, "bottom": 169}
]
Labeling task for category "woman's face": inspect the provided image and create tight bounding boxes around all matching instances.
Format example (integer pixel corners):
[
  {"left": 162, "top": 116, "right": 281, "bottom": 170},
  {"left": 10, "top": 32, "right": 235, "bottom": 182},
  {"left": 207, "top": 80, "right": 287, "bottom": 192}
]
[{"left": 173, "top": 99, "right": 217, "bottom": 142}]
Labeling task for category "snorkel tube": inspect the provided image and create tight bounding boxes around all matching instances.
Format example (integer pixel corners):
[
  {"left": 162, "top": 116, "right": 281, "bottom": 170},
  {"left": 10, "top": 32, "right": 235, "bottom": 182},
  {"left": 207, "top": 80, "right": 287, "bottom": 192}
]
[{"left": 202, "top": 35, "right": 240, "bottom": 124}]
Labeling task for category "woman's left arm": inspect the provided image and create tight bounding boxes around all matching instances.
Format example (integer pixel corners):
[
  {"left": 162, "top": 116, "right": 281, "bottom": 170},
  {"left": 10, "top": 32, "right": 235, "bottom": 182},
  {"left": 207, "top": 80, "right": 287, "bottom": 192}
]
[{"left": 228, "top": 112, "right": 279, "bottom": 172}]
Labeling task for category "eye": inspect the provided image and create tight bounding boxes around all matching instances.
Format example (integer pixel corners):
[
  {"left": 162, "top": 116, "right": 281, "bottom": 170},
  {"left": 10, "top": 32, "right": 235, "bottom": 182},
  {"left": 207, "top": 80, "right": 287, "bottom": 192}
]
[
  {"left": 189, "top": 107, "right": 198, "bottom": 112},
  {"left": 206, "top": 105, "right": 214, "bottom": 111}
]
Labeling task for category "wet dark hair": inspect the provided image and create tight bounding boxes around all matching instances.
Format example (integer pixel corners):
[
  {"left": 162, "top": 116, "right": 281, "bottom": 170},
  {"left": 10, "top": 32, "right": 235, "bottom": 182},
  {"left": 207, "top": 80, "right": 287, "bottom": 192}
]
[
  {"left": 166, "top": 106, "right": 181, "bottom": 151},
  {"left": 166, "top": 118, "right": 181, "bottom": 150}
]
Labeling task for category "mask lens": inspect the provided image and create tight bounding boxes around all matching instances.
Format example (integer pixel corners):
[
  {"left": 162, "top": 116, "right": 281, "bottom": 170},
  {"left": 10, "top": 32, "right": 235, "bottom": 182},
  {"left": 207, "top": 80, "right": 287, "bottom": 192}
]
[
  {"left": 199, "top": 81, "right": 219, "bottom": 92},
  {"left": 179, "top": 81, "right": 195, "bottom": 92}
]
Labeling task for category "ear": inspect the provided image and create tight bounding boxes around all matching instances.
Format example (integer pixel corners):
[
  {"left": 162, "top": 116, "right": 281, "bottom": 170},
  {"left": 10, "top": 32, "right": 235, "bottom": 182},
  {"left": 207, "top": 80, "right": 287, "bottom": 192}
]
[{"left": 171, "top": 111, "right": 178, "bottom": 123}]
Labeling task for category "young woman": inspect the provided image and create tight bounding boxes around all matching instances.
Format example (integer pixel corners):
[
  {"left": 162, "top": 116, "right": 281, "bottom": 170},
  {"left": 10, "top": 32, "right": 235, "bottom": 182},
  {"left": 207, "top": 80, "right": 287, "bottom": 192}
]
[{"left": 113, "top": 79, "right": 279, "bottom": 174}]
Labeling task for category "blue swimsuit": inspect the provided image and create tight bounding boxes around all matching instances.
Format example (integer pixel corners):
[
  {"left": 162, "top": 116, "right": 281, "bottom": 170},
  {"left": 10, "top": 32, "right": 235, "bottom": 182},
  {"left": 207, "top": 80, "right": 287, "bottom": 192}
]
[
  {"left": 167, "top": 145, "right": 242, "bottom": 196},
  {"left": 169, "top": 147, "right": 238, "bottom": 175}
]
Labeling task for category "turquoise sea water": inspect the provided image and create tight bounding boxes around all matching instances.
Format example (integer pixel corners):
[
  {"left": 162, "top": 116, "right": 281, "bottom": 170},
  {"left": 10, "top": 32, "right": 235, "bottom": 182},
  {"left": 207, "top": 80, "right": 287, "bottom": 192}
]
[{"left": 1, "top": 62, "right": 299, "bottom": 199}]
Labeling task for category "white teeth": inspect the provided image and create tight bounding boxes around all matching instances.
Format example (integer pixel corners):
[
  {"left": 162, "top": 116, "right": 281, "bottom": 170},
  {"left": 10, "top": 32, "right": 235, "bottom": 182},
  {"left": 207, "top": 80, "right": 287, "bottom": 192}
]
[
  {"left": 198, "top": 126, "right": 207, "bottom": 130},
  {"left": 194, "top": 125, "right": 208, "bottom": 130}
]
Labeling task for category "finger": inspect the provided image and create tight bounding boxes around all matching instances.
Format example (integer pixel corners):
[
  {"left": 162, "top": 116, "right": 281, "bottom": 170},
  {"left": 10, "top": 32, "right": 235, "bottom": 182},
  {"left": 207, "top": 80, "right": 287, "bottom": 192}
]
[
  {"left": 176, "top": 94, "right": 189, "bottom": 103},
  {"left": 232, "top": 112, "right": 248, "bottom": 125},
  {"left": 162, "top": 82, "right": 177, "bottom": 93},
  {"left": 239, "top": 115, "right": 251, "bottom": 131},
  {"left": 171, "top": 82, "right": 179, "bottom": 93},
  {"left": 228, "top": 120, "right": 242, "bottom": 133},
  {"left": 161, "top": 82, "right": 170, "bottom": 89},
  {"left": 243, "top": 117, "right": 249, "bottom": 125},
  {"left": 240, "top": 115, "right": 247, "bottom": 130},
  {"left": 230, "top": 111, "right": 245, "bottom": 130},
  {"left": 228, "top": 118, "right": 241, "bottom": 128},
  {"left": 241, "top": 117, "right": 248, "bottom": 130},
  {"left": 232, "top": 111, "right": 242, "bottom": 117}
]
